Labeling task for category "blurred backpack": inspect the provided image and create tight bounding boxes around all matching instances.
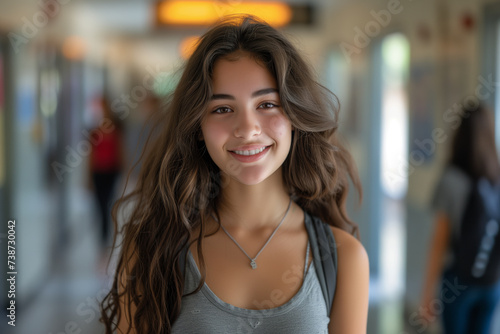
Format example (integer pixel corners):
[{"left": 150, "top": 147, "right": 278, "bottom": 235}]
[{"left": 452, "top": 177, "right": 500, "bottom": 285}]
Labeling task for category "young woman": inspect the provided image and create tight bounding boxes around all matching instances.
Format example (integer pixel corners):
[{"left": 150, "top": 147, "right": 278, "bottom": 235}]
[
  {"left": 101, "top": 16, "right": 369, "bottom": 334},
  {"left": 421, "top": 103, "right": 500, "bottom": 334}
]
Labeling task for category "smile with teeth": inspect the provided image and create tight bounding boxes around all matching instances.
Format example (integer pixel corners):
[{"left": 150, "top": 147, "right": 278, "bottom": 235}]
[{"left": 232, "top": 146, "right": 268, "bottom": 156}]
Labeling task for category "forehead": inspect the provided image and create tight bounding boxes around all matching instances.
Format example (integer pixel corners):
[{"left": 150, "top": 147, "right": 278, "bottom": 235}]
[{"left": 211, "top": 55, "right": 277, "bottom": 93}]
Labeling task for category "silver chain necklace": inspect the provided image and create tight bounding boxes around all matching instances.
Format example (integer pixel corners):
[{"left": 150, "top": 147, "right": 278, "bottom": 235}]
[{"left": 214, "top": 199, "right": 292, "bottom": 270}]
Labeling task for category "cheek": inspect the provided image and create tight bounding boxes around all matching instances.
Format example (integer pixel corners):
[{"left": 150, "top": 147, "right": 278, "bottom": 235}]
[
  {"left": 202, "top": 121, "right": 227, "bottom": 148},
  {"left": 269, "top": 115, "right": 292, "bottom": 139}
]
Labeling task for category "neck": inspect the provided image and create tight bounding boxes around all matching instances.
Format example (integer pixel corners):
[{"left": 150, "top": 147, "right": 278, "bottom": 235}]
[{"left": 216, "top": 169, "right": 291, "bottom": 230}]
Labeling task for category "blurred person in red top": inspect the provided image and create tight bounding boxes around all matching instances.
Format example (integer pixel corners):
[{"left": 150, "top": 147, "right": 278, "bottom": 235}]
[{"left": 88, "top": 97, "right": 125, "bottom": 247}]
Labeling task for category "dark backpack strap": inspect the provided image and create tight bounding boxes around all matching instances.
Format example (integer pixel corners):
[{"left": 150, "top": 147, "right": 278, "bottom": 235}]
[{"left": 304, "top": 211, "right": 338, "bottom": 315}]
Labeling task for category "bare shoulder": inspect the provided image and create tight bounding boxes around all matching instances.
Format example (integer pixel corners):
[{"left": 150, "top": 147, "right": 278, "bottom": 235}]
[
  {"left": 328, "top": 225, "right": 369, "bottom": 333},
  {"left": 329, "top": 226, "right": 369, "bottom": 266}
]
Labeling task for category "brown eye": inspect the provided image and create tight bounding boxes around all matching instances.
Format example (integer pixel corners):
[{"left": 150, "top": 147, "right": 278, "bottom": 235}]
[
  {"left": 258, "top": 102, "right": 279, "bottom": 109},
  {"left": 212, "top": 106, "right": 233, "bottom": 114}
]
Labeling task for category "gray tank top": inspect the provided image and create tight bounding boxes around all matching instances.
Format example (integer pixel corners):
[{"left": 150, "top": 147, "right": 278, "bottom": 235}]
[{"left": 172, "top": 239, "right": 331, "bottom": 333}]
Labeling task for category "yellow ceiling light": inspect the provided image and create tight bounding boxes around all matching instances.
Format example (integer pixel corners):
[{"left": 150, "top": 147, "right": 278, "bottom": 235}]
[
  {"left": 157, "top": 1, "right": 292, "bottom": 27},
  {"left": 179, "top": 35, "right": 201, "bottom": 59}
]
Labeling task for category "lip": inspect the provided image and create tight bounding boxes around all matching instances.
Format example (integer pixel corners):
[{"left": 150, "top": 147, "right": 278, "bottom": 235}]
[{"left": 229, "top": 145, "right": 271, "bottom": 163}]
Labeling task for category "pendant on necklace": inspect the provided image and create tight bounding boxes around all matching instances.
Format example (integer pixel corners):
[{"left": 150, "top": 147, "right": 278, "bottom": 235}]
[{"left": 250, "top": 260, "right": 257, "bottom": 269}]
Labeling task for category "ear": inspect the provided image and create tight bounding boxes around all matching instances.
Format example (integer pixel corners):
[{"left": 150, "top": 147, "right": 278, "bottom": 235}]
[{"left": 198, "top": 131, "right": 204, "bottom": 141}]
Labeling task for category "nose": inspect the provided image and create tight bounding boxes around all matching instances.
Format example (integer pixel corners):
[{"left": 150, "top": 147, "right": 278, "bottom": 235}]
[{"left": 233, "top": 108, "right": 261, "bottom": 139}]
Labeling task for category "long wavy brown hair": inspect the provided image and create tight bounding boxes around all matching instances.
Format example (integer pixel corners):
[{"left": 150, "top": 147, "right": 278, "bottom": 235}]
[{"left": 100, "top": 15, "right": 362, "bottom": 334}]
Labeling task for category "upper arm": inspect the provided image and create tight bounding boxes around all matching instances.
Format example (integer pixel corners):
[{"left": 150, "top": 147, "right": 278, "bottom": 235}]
[
  {"left": 424, "top": 211, "right": 451, "bottom": 279},
  {"left": 432, "top": 211, "right": 451, "bottom": 248},
  {"left": 328, "top": 227, "right": 370, "bottom": 334}
]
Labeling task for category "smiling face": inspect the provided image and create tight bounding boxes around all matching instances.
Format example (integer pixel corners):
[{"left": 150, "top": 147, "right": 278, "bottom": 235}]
[{"left": 201, "top": 53, "right": 292, "bottom": 186}]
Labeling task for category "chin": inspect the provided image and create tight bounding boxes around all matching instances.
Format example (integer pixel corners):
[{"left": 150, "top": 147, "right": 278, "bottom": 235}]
[
  {"left": 229, "top": 165, "right": 281, "bottom": 186},
  {"left": 236, "top": 175, "right": 268, "bottom": 186},
  {"left": 225, "top": 171, "right": 267, "bottom": 186}
]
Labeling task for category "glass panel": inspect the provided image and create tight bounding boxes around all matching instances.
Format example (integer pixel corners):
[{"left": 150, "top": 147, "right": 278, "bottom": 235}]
[
  {"left": 380, "top": 34, "right": 410, "bottom": 198},
  {"left": 378, "top": 32, "right": 410, "bottom": 334}
]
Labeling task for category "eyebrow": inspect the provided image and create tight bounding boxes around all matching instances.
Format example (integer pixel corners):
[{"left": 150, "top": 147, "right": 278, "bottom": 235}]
[{"left": 210, "top": 88, "right": 278, "bottom": 100}]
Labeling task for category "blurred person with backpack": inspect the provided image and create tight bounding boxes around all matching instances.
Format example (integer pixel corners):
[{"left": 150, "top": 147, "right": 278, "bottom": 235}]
[{"left": 421, "top": 103, "right": 500, "bottom": 334}]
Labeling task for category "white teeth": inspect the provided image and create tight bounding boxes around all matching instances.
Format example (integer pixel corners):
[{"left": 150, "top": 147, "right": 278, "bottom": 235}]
[{"left": 233, "top": 146, "right": 267, "bottom": 156}]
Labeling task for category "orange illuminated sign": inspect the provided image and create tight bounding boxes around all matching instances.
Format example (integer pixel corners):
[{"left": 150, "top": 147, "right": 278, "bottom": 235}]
[{"left": 156, "top": 1, "right": 292, "bottom": 27}]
